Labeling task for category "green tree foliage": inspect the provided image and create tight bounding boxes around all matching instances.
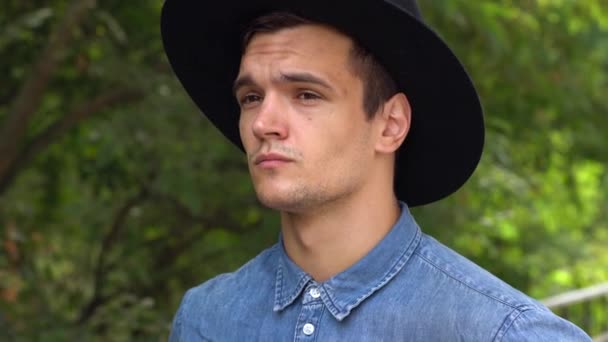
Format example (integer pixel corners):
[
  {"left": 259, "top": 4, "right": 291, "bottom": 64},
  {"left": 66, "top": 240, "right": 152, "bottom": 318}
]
[
  {"left": 0, "top": 0, "right": 606, "bottom": 340},
  {"left": 419, "top": 0, "right": 608, "bottom": 294}
]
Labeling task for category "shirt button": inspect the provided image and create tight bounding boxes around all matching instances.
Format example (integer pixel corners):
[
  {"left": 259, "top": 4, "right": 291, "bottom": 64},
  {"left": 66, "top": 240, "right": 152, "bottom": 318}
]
[
  {"left": 309, "top": 287, "right": 321, "bottom": 299},
  {"left": 302, "top": 323, "right": 315, "bottom": 336}
]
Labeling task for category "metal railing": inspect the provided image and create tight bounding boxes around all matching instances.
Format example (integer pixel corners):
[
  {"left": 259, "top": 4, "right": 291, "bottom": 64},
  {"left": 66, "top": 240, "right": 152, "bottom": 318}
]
[{"left": 541, "top": 283, "right": 608, "bottom": 341}]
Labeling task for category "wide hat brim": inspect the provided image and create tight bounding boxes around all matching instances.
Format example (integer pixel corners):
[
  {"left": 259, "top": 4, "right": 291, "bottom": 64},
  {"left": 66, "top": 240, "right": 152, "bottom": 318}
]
[{"left": 161, "top": 0, "right": 484, "bottom": 207}]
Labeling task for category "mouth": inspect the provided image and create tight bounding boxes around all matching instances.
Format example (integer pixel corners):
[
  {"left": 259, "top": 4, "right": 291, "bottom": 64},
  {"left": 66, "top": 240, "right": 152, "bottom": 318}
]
[{"left": 254, "top": 153, "right": 294, "bottom": 169}]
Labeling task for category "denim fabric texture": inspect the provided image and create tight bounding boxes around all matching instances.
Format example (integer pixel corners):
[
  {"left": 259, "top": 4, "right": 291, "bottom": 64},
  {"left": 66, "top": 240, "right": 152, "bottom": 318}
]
[{"left": 169, "top": 204, "right": 591, "bottom": 341}]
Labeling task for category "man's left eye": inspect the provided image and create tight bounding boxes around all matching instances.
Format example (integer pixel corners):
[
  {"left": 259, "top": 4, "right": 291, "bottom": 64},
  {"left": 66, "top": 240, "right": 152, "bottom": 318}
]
[{"left": 297, "top": 91, "right": 321, "bottom": 101}]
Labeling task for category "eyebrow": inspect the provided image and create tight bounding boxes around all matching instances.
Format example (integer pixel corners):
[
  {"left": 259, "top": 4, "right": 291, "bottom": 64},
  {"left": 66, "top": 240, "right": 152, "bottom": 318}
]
[
  {"left": 232, "top": 75, "right": 255, "bottom": 96},
  {"left": 233, "top": 72, "right": 334, "bottom": 95}
]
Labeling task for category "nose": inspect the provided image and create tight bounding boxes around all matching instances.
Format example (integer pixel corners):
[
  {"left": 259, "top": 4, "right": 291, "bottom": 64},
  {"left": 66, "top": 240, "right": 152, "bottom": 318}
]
[{"left": 251, "top": 93, "right": 288, "bottom": 141}]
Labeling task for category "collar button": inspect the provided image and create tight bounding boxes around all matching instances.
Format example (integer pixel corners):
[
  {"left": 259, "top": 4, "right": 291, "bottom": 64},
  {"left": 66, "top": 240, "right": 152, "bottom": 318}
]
[{"left": 309, "top": 287, "right": 321, "bottom": 299}]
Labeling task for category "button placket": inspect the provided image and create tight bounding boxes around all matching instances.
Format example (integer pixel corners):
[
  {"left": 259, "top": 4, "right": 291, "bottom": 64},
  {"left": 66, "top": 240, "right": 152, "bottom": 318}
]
[{"left": 293, "top": 302, "right": 323, "bottom": 341}]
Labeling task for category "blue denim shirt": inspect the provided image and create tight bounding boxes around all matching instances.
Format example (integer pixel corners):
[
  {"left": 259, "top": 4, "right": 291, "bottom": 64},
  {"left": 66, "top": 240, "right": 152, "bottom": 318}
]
[{"left": 170, "top": 205, "right": 591, "bottom": 341}]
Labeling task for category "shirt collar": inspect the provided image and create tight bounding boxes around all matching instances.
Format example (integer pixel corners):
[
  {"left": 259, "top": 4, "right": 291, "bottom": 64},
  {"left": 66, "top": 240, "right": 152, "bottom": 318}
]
[{"left": 273, "top": 202, "right": 421, "bottom": 321}]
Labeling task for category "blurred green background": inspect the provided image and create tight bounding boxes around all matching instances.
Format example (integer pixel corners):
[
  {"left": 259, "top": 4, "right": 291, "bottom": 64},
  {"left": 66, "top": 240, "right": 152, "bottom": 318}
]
[{"left": 1, "top": 0, "right": 607, "bottom": 340}]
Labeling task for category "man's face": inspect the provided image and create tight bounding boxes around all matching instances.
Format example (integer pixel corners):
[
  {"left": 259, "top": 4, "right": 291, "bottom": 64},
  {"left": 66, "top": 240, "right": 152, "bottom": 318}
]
[{"left": 236, "top": 24, "right": 379, "bottom": 212}]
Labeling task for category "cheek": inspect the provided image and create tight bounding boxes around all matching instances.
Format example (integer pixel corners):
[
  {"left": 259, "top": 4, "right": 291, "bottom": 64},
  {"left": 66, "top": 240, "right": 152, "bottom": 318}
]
[
  {"left": 238, "top": 114, "right": 245, "bottom": 134},
  {"left": 239, "top": 115, "right": 254, "bottom": 149},
  {"left": 308, "top": 121, "right": 368, "bottom": 168}
]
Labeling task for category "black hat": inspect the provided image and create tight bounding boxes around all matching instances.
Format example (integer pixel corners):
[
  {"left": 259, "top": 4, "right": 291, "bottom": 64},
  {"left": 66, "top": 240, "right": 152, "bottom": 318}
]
[{"left": 161, "top": 0, "right": 484, "bottom": 206}]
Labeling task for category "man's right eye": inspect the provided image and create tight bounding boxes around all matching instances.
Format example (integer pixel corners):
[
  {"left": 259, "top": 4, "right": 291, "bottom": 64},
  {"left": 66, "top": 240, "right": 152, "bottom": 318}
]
[{"left": 240, "top": 94, "right": 262, "bottom": 106}]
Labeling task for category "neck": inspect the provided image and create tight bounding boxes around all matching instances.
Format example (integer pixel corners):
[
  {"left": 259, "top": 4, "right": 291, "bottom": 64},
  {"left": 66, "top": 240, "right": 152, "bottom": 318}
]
[{"left": 280, "top": 191, "right": 400, "bottom": 282}]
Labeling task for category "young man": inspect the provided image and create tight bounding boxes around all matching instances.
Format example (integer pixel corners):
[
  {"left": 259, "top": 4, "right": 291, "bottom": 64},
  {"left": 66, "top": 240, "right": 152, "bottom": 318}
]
[{"left": 161, "top": 1, "right": 590, "bottom": 340}]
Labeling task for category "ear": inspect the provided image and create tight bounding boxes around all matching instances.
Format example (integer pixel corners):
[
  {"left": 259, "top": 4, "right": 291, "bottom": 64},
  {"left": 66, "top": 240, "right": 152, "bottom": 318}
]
[{"left": 375, "top": 92, "right": 411, "bottom": 154}]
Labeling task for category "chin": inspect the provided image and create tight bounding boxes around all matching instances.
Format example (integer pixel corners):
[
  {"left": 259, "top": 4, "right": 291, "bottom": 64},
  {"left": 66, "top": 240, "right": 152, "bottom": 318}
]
[
  {"left": 253, "top": 183, "right": 317, "bottom": 213},
  {"left": 255, "top": 190, "right": 298, "bottom": 211}
]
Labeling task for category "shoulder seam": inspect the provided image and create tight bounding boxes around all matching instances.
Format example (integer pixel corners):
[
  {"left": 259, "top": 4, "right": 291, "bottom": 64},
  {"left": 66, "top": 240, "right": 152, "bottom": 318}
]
[
  {"left": 413, "top": 251, "right": 530, "bottom": 311},
  {"left": 492, "top": 307, "right": 534, "bottom": 342}
]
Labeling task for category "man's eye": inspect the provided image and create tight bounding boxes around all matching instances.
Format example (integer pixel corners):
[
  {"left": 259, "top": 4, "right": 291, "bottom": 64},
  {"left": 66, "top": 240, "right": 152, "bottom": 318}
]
[
  {"left": 240, "top": 94, "right": 262, "bottom": 105},
  {"left": 297, "top": 91, "right": 321, "bottom": 101}
]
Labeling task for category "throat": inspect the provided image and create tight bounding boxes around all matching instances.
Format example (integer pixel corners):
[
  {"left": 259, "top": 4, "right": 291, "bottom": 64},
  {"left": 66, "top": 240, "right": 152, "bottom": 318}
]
[{"left": 280, "top": 198, "right": 400, "bottom": 282}]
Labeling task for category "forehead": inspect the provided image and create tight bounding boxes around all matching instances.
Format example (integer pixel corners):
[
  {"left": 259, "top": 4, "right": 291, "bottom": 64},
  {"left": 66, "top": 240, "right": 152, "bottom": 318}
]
[{"left": 239, "top": 24, "right": 354, "bottom": 72}]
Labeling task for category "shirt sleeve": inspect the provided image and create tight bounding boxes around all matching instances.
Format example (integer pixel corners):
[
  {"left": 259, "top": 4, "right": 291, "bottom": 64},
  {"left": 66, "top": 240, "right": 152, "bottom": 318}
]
[
  {"left": 169, "top": 288, "right": 215, "bottom": 342},
  {"left": 169, "top": 289, "right": 193, "bottom": 342},
  {"left": 496, "top": 307, "right": 592, "bottom": 342}
]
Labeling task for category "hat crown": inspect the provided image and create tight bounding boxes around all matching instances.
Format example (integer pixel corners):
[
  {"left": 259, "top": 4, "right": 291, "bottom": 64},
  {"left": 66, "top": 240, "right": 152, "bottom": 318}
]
[{"left": 386, "top": 0, "right": 422, "bottom": 20}]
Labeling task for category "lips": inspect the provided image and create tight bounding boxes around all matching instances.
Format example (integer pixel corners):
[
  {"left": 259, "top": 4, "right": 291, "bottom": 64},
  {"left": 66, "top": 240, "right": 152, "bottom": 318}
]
[{"left": 254, "top": 153, "right": 293, "bottom": 168}]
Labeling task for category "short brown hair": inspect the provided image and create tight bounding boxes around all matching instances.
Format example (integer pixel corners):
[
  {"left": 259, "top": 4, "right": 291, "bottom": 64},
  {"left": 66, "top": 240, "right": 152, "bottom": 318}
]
[{"left": 241, "top": 12, "right": 398, "bottom": 119}]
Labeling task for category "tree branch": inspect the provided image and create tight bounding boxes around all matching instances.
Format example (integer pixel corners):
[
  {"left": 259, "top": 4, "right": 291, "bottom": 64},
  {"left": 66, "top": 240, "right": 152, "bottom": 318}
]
[
  {"left": 76, "top": 187, "right": 254, "bottom": 325},
  {"left": 0, "top": 0, "right": 96, "bottom": 190},
  {"left": 24, "top": 88, "right": 143, "bottom": 167},
  {"left": 77, "top": 187, "right": 148, "bottom": 325},
  {"left": 147, "top": 190, "right": 254, "bottom": 232},
  {"left": 0, "top": 88, "right": 144, "bottom": 196}
]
